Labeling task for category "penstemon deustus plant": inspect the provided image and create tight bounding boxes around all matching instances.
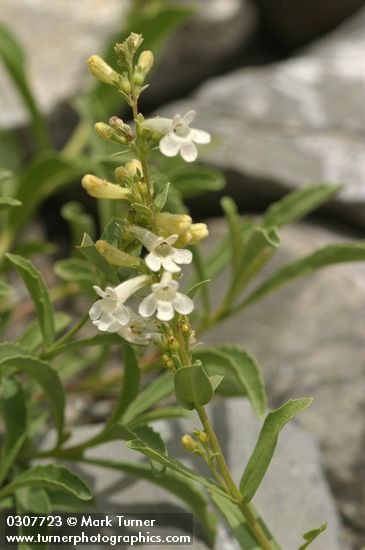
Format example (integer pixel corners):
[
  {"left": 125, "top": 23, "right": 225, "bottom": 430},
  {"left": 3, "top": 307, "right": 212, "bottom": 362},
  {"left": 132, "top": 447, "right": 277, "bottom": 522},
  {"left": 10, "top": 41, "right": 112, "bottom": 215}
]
[
  {"left": 3, "top": 31, "right": 365, "bottom": 550},
  {"left": 81, "top": 34, "right": 321, "bottom": 550}
]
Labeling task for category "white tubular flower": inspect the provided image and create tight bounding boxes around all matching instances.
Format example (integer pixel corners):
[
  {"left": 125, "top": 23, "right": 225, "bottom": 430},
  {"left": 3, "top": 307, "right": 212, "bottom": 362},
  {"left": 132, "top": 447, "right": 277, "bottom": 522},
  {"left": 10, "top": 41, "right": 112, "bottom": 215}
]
[
  {"left": 119, "top": 308, "right": 161, "bottom": 345},
  {"left": 139, "top": 271, "right": 194, "bottom": 322},
  {"left": 142, "top": 111, "right": 211, "bottom": 163},
  {"left": 89, "top": 275, "right": 149, "bottom": 332},
  {"left": 130, "top": 225, "right": 192, "bottom": 273}
]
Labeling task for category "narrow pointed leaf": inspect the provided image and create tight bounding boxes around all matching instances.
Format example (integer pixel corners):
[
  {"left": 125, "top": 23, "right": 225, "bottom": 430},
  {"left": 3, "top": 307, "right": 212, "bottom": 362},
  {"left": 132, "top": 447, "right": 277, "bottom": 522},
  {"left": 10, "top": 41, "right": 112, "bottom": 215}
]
[
  {"left": 61, "top": 201, "right": 96, "bottom": 247},
  {"left": 133, "top": 424, "right": 167, "bottom": 476},
  {"left": 0, "top": 378, "right": 27, "bottom": 484},
  {"left": 108, "top": 343, "right": 140, "bottom": 425},
  {"left": 240, "top": 398, "right": 313, "bottom": 501},
  {"left": 6, "top": 253, "right": 55, "bottom": 347},
  {"left": 0, "top": 465, "right": 92, "bottom": 501},
  {"left": 221, "top": 196, "right": 243, "bottom": 272},
  {"left": 154, "top": 181, "right": 170, "bottom": 211},
  {"left": 0, "top": 197, "right": 22, "bottom": 210},
  {"left": 298, "top": 523, "right": 327, "bottom": 549},
  {"left": 225, "top": 226, "right": 280, "bottom": 305},
  {"left": 263, "top": 184, "right": 343, "bottom": 228},
  {"left": 240, "top": 242, "right": 365, "bottom": 310},
  {"left": 122, "top": 371, "right": 174, "bottom": 423},
  {"left": 0, "top": 356, "right": 65, "bottom": 446}
]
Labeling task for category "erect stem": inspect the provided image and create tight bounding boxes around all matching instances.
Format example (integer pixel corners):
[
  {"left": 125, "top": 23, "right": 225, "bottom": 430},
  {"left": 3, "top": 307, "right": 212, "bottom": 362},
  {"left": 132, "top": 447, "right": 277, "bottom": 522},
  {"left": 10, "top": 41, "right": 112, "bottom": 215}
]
[
  {"left": 196, "top": 406, "right": 272, "bottom": 550},
  {"left": 175, "top": 323, "right": 272, "bottom": 550}
]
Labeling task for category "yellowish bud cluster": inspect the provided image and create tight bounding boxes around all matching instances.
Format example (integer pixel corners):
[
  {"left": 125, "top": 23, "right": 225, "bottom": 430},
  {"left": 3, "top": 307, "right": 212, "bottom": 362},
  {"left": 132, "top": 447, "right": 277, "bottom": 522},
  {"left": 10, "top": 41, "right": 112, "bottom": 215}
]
[
  {"left": 134, "top": 50, "right": 154, "bottom": 85},
  {"left": 138, "top": 51, "right": 154, "bottom": 73},
  {"left": 155, "top": 213, "right": 209, "bottom": 247},
  {"left": 115, "top": 159, "right": 143, "bottom": 183},
  {"left": 81, "top": 175, "right": 130, "bottom": 200},
  {"left": 95, "top": 240, "right": 143, "bottom": 270},
  {"left": 181, "top": 435, "right": 198, "bottom": 453},
  {"left": 94, "top": 122, "right": 126, "bottom": 144},
  {"left": 87, "top": 55, "right": 119, "bottom": 86}
]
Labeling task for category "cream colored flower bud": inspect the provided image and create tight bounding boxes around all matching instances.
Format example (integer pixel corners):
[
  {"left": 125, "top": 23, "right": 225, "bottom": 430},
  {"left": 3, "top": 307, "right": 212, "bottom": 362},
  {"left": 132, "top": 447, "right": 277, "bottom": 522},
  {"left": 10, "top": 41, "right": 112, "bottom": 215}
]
[
  {"left": 87, "top": 55, "right": 119, "bottom": 86},
  {"left": 174, "top": 232, "right": 193, "bottom": 248},
  {"left": 138, "top": 50, "right": 154, "bottom": 73},
  {"left": 181, "top": 435, "right": 198, "bottom": 453},
  {"left": 94, "top": 122, "right": 114, "bottom": 140},
  {"left": 109, "top": 117, "right": 133, "bottom": 139},
  {"left": 194, "top": 430, "right": 209, "bottom": 445},
  {"left": 115, "top": 159, "right": 142, "bottom": 183},
  {"left": 95, "top": 122, "right": 126, "bottom": 144},
  {"left": 95, "top": 240, "right": 143, "bottom": 269},
  {"left": 156, "top": 212, "right": 192, "bottom": 235},
  {"left": 128, "top": 33, "right": 143, "bottom": 51},
  {"left": 82, "top": 175, "right": 130, "bottom": 200},
  {"left": 190, "top": 223, "right": 209, "bottom": 244}
]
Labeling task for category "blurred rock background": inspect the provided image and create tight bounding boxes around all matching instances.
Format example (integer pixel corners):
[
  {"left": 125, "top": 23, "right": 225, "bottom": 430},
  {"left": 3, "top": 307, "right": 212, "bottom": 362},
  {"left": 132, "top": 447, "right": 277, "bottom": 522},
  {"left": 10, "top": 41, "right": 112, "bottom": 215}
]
[{"left": 1, "top": 0, "right": 365, "bottom": 548}]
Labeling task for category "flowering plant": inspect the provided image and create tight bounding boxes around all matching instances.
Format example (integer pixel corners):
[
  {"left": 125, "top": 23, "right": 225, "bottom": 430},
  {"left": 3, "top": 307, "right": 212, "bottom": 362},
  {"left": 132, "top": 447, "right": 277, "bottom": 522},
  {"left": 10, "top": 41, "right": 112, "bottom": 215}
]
[{"left": 1, "top": 31, "right": 365, "bottom": 550}]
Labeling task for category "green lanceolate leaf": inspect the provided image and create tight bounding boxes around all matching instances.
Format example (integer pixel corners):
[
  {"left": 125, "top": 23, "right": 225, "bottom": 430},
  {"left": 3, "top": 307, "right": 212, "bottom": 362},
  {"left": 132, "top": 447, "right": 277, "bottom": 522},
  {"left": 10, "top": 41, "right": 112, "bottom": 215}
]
[
  {"left": 77, "top": 233, "right": 119, "bottom": 285},
  {"left": 263, "top": 184, "right": 343, "bottom": 228},
  {"left": 225, "top": 226, "right": 280, "bottom": 306},
  {"left": 108, "top": 343, "right": 140, "bottom": 425},
  {"left": 239, "top": 398, "right": 313, "bottom": 501},
  {"left": 174, "top": 363, "right": 213, "bottom": 410},
  {"left": 154, "top": 181, "right": 170, "bottom": 211},
  {"left": 82, "top": 457, "right": 216, "bottom": 548},
  {"left": 0, "top": 23, "right": 49, "bottom": 150},
  {"left": 221, "top": 196, "right": 243, "bottom": 272},
  {"left": 6, "top": 253, "right": 55, "bottom": 347},
  {"left": 0, "top": 377, "right": 27, "bottom": 484},
  {"left": 0, "top": 356, "right": 65, "bottom": 446},
  {"left": 0, "top": 197, "right": 22, "bottom": 210},
  {"left": 210, "top": 493, "right": 282, "bottom": 550},
  {"left": 240, "top": 241, "right": 365, "bottom": 310},
  {"left": 54, "top": 257, "right": 95, "bottom": 292},
  {"left": 132, "top": 424, "right": 167, "bottom": 476},
  {"left": 61, "top": 201, "right": 96, "bottom": 247},
  {"left": 0, "top": 342, "right": 29, "bottom": 362},
  {"left": 0, "top": 465, "right": 92, "bottom": 502},
  {"left": 194, "top": 346, "right": 267, "bottom": 418},
  {"left": 122, "top": 371, "right": 174, "bottom": 424},
  {"left": 298, "top": 523, "right": 327, "bottom": 549},
  {"left": 127, "top": 439, "right": 235, "bottom": 502}
]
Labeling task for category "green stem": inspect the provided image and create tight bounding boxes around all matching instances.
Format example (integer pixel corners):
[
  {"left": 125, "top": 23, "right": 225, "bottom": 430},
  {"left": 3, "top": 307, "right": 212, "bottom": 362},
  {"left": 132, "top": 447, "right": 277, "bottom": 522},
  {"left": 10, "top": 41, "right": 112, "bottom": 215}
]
[
  {"left": 42, "top": 313, "right": 89, "bottom": 359},
  {"left": 175, "top": 323, "right": 272, "bottom": 550}
]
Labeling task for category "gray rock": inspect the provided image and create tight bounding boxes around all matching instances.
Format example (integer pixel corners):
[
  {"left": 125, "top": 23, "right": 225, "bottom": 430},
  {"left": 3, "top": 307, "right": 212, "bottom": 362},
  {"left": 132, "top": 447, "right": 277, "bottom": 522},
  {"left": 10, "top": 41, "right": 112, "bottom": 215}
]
[
  {"left": 149, "top": 0, "right": 257, "bottom": 104},
  {"left": 0, "top": 0, "right": 256, "bottom": 128},
  {"left": 57, "top": 397, "right": 344, "bottom": 549},
  {"left": 0, "top": 0, "right": 129, "bottom": 128},
  {"left": 202, "top": 219, "right": 365, "bottom": 547},
  {"left": 157, "top": 8, "right": 365, "bottom": 229},
  {"left": 253, "top": 0, "right": 365, "bottom": 47}
]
